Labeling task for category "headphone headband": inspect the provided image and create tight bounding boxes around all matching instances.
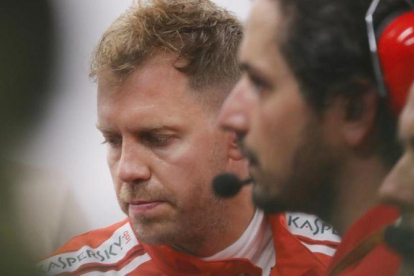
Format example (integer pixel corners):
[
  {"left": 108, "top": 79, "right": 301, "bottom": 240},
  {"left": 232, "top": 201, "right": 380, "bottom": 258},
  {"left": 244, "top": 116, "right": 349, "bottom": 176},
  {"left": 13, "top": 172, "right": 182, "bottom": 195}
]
[{"left": 366, "top": 0, "right": 414, "bottom": 115}]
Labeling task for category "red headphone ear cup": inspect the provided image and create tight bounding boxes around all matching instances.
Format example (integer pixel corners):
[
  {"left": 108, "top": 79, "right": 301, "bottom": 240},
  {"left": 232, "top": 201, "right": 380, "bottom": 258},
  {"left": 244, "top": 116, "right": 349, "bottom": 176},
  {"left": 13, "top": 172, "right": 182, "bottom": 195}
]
[{"left": 378, "top": 11, "right": 414, "bottom": 116}]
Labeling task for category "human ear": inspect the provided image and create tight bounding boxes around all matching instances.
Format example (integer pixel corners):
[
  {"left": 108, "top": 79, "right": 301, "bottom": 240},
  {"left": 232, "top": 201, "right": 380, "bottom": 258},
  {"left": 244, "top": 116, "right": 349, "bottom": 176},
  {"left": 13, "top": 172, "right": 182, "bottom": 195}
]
[{"left": 341, "top": 83, "right": 378, "bottom": 147}]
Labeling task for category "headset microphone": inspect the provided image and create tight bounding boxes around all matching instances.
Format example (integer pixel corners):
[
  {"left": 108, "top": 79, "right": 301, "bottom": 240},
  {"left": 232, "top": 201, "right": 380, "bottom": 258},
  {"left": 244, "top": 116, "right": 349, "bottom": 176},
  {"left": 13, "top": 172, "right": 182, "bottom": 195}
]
[{"left": 212, "top": 173, "right": 252, "bottom": 198}]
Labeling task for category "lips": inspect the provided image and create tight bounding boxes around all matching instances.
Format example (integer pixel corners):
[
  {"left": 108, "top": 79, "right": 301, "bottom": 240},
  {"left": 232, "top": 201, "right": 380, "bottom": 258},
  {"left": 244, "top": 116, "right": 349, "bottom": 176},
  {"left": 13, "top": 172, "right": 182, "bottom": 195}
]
[{"left": 128, "top": 200, "right": 165, "bottom": 215}]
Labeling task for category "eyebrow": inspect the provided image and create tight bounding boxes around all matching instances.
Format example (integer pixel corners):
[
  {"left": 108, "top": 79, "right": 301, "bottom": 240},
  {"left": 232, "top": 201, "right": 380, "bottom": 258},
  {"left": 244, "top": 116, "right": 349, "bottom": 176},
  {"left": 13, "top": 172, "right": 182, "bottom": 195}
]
[
  {"left": 240, "top": 63, "right": 257, "bottom": 78},
  {"left": 239, "top": 62, "right": 254, "bottom": 74},
  {"left": 240, "top": 62, "right": 273, "bottom": 86},
  {"left": 138, "top": 125, "right": 174, "bottom": 133},
  {"left": 96, "top": 124, "right": 115, "bottom": 133},
  {"left": 96, "top": 123, "right": 177, "bottom": 134},
  {"left": 240, "top": 62, "right": 269, "bottom": 78}
]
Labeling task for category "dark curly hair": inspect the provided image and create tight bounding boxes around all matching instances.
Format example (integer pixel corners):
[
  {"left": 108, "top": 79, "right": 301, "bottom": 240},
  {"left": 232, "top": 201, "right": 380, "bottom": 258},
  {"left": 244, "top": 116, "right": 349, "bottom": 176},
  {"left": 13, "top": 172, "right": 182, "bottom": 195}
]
[{"left": 273, "top": 0, "right": 409, "bottom": 166}]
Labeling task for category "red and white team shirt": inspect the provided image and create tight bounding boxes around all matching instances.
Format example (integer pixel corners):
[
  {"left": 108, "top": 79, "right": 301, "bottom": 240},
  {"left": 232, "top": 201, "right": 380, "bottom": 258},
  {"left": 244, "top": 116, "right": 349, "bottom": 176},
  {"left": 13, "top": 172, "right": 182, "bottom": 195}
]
[{"left": 38, "top": 211, "right": 340, "bottom": 276}]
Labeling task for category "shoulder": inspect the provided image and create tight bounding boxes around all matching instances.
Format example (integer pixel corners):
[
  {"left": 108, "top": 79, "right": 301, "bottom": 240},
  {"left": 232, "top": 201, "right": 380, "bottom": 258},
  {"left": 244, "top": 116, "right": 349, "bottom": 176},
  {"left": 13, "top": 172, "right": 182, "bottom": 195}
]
[
  {"left": 327, "top": 204, "right": 400, "bottom": 275},
  {"left": 37, "top": 218, "right": 150, "bottom": 275}
]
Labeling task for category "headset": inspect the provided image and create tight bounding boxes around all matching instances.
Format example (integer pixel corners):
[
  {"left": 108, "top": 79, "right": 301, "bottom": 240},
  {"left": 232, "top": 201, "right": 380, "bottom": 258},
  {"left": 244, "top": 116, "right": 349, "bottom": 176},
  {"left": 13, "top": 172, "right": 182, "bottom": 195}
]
[{"left": 366, "top": 0, "right": 414, "bottom": 116}]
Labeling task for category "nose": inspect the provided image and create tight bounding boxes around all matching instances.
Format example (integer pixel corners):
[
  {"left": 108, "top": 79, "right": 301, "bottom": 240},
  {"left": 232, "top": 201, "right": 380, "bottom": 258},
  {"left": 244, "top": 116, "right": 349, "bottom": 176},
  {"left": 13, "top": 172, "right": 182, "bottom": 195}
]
[
  {"left": 218, "top": 78, "right": 253, "bottom": 136},
  {"left": 116, "top": 141, "right": 151, "bottom": 184},
  {"left": 379, "top": 155, "right": 414, "bottom": 210}
]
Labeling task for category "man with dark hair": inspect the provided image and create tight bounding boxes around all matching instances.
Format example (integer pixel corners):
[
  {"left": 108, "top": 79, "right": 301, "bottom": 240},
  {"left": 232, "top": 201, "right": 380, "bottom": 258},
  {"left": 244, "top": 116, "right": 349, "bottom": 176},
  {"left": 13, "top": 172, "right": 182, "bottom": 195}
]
[
  {"left": 219, "top": 0, "right": 409, "bottom": 274},
  {"left": 38, "top": 1, "right": 338, "bottom": 275}
]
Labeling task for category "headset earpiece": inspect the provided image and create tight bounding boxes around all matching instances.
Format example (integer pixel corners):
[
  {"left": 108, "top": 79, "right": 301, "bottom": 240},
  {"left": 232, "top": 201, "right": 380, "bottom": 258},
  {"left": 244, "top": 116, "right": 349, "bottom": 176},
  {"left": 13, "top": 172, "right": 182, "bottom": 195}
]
[{"left": 377, "top": 11, "right": 414, "bottom": 115}]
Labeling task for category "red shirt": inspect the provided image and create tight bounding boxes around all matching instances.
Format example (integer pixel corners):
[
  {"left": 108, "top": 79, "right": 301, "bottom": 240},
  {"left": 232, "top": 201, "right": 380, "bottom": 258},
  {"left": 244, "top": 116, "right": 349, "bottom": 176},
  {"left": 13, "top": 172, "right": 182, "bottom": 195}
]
[
  {"left": 269, "top": 214, "right": 338, "bottom": 276},
  {"left": 327, "top": 204, "right": 401, "bottom": 275},
  {"left": 38, "top": 213, "right": 338, "bottom": 276}
]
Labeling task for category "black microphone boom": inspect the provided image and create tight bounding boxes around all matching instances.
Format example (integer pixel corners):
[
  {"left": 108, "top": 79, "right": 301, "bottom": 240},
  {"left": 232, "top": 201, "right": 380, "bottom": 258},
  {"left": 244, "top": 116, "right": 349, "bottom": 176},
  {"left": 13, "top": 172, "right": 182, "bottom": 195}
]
[{"left": 212, "top": 173, "right": 251, "bottom": 198}]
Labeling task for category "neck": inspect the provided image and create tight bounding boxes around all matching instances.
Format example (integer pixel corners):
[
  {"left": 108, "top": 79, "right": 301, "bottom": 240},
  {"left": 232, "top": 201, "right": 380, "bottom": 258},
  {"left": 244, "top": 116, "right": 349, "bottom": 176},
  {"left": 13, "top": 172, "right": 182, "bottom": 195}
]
[
  {"left": 174, "top": 187, "right": 255, "bottom": 257},
  {"left": 329, "top": 156, "right": 390, "bottom": 235}
]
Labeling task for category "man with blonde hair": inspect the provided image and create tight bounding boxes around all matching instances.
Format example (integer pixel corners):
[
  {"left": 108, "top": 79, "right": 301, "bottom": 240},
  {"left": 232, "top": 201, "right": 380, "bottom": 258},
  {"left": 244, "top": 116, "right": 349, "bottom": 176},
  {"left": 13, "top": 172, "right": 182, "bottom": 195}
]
[{"left": 39, "top": 1, "right": 338, "bottom": 275}]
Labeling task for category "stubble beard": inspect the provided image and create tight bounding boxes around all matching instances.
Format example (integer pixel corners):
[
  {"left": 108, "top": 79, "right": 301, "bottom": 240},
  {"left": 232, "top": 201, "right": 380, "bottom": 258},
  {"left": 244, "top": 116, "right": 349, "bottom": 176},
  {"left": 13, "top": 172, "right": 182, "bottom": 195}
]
[
  {"left": 119, "top": 172, "right": 229, "bottom": 252},
  {"left": 120, "top": 140, "right": 233, "bottom": 254},
  {"left": 130, "top": 194, "right": 227, "bottom": 250},
  {"left": 252, "top": 122, "right": 339, "bottom": 222}
]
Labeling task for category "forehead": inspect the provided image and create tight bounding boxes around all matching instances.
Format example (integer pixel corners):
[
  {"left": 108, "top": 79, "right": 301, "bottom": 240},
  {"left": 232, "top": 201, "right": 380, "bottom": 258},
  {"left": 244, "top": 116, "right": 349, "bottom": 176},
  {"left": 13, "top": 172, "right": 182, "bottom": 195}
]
[
  {"left": 96, "top": 54, "right": 207, "bottom": 126},
  {"left": 240, "top": 0, "right": 286, "bottom": 74},
  {"left": 98, "top": 53, "right": 192, "bottom": 103},
  {"left": 245, "top": 0, "right": 281, "bottom": 48}
]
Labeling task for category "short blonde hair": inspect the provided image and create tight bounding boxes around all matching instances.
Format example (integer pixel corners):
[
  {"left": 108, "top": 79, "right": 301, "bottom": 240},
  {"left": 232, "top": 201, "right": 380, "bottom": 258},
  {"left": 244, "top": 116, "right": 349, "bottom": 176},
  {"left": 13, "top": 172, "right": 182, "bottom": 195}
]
[{"left": 90, "top": 0, "right": 242, "bottom": 91}]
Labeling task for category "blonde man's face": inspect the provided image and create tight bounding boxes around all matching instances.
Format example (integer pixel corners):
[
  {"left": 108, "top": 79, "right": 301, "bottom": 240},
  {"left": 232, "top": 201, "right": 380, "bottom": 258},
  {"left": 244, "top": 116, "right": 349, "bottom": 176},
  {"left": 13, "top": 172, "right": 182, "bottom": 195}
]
[{"left": 97, "top": 53, "right": 235, "bottom": 253}]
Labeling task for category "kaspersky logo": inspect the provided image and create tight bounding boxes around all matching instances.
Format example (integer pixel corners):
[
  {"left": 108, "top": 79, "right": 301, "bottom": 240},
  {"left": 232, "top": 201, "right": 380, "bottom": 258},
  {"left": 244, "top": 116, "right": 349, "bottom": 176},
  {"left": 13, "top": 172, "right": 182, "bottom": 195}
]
[
  {"left": 286, "top": 213, "right": 340, "bottom": 241},
  {"left": 38, "top": 223, "right": 138, "bottom": 275}
]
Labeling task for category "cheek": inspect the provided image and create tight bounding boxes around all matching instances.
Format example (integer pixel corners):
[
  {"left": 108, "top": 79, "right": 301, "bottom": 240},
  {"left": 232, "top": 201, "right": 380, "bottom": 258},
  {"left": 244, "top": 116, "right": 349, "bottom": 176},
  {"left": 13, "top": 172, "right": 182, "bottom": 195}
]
[
  {"left": 161, "top": 135, "right": 225, "bottom": 200},
  {"left": 249, "top": 94, "right": 308, "bottom": 168},
  {"left": 398, "top": 157, "right": 414, "bottom": 200},
  {"left": 105, "top": 151, "right": 124, "bottom": 198},
  {"left": 157, "top": 146, "right": 200, "bottom": 186},
  {"left": 154, "top": 143, "right": 208, "bottom": 193},
  {"left": 107, "top": 153, "right": 118, "bottom": 180},
  {"left": 168, "top": 128, "right": 224, "bottom": 168},
  {"left": 115, "top": 184, "right": 129, "bottom": 214},
  {"left": 106, "top": 145, "right": 120, "bottom": 168}
]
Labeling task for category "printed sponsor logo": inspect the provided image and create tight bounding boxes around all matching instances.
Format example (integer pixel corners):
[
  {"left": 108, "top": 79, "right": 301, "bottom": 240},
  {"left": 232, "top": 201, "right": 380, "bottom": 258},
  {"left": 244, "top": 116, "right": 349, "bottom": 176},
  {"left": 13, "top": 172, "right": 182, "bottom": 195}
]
[
  {"left": 286, "top": 213, "right": 341, "bottom": 242},
  {"left": 38, "top": 223, "right": 138, "bottom": 275}
]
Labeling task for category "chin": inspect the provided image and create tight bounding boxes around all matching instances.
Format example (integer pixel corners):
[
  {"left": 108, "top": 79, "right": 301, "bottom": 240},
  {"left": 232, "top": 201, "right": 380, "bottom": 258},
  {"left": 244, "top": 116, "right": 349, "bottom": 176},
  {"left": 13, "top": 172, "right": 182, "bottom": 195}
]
[
  {"left": 252, "top": 185, "right": 315, "bottom": 215},
  {"left": 252, "top": 189, "right": 288, "bottom": 214},
  {"left": 131, "top": 218, "right": 179, "bottom": 245}
]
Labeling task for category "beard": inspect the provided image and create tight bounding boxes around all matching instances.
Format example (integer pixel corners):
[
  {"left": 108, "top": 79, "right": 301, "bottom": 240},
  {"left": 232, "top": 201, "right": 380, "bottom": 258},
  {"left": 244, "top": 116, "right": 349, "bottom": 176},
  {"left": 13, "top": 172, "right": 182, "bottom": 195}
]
[
  {"left": 251, "top": 122, "right": 339, "bottom": 222},
  {"left": 130, "top": 199, "right": 227, "bottom": 251},
  {"left": 119, "top": 182, "right": 225, "bottom": 246}
]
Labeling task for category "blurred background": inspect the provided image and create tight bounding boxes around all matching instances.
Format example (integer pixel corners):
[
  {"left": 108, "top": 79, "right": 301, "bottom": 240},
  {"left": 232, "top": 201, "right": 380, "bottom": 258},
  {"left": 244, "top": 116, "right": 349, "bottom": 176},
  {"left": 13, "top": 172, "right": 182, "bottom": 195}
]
[{"left": 10, "top": 0, "right": 251, "bottom": 258}]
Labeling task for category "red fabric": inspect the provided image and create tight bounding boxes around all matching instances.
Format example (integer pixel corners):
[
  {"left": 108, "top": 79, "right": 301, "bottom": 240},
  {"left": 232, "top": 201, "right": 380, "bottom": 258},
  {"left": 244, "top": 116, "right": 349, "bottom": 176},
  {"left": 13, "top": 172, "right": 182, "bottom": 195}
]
[
  {"left": 39, "top": 214, "right": 337, "bottom": 276},
  {"left": 269, "top": 214, "right": 330, "bottom": 276},
  {"left": 327, "top": 204, "right": 401, "bottom": 275},
  {"left": 140, "top": 243, "right": 262, "bottom": 276}
]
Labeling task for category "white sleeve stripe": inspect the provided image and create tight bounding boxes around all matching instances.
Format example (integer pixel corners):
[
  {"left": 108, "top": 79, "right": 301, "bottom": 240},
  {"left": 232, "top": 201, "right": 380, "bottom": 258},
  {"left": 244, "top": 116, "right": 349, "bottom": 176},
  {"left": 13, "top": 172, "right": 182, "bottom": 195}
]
[
  {"left": 82, "top": 253, "right": 152, "bottom": 276},
  {"left": 301, "top": 243, "right": 336, "bottom": 257}
]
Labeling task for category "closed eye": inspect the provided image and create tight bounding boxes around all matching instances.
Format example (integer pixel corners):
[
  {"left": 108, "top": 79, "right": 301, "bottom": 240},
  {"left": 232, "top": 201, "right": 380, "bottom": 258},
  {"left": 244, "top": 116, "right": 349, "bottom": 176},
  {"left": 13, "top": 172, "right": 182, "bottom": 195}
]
[
  {"left": 240, "top": 63, "right": 271, "bottom": 96},
  {"left": 141, "top": 133, "right": 174, "bottom": 148},
  {"left": 102, "top": 135, "right": 122, "bottom": 147},
  {"left": 248, "top": 74, "right": 268, "bottom": 95}
]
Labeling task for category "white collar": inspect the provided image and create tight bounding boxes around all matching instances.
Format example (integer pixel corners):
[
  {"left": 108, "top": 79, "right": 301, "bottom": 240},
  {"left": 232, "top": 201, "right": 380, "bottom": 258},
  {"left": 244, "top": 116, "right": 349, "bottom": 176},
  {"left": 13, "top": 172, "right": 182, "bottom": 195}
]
[{"left": 203, "top": 209, "right": 275, "bottom": 274}]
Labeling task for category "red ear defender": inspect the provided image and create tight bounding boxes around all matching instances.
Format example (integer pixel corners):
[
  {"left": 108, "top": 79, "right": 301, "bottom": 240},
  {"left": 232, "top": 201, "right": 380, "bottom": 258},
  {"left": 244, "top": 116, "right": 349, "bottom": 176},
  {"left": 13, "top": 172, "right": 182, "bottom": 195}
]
[{"left": 378, "top": 11, "right": 414, "bottom": 116}]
